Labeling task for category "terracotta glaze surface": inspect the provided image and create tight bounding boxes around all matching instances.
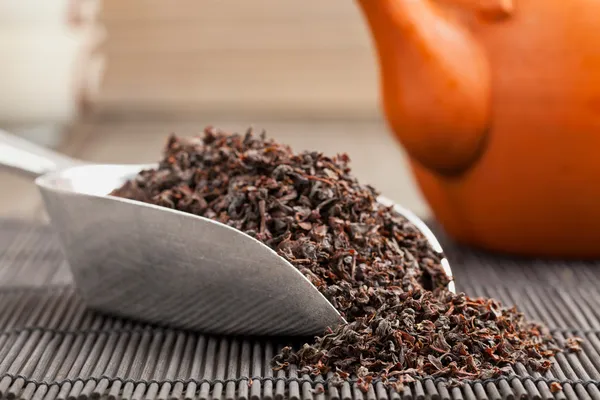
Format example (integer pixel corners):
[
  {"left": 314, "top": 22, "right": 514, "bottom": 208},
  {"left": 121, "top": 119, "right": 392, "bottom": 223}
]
[{"left": 357, "top": 0, "right": 600, "bottom": 257}]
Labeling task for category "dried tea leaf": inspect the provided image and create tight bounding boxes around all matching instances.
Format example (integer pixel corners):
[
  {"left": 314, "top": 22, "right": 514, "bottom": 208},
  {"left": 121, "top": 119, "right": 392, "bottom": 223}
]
[
  {"left": 111, "top": 127, "right": 567, "bottom": 391},
  {"left": 565, "top": 337, "right": 583, "bottom": 352},
  {"left": 550, "top": 382, "right": 563, "bottom": 393}
]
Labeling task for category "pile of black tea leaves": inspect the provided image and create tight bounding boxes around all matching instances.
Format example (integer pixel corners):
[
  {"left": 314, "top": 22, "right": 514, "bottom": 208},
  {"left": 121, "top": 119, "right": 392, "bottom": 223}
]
[{"left": 111, "top": 127, "right": 571, "bottom": 391}]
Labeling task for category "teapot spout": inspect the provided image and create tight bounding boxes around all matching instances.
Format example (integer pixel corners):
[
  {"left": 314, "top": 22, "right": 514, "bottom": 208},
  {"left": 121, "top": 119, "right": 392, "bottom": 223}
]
[{"left": 357, "top": 0, "right": 493, "bottom": 175}]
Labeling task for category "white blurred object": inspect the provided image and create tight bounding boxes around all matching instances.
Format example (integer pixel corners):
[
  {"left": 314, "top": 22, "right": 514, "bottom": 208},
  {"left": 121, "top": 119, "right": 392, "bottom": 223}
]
[
  {"left": 0, "top": 0, "right": 104, "bottom": 126},
  {"left": 0, "top": 0, "right": 100, "bottom": 25}
]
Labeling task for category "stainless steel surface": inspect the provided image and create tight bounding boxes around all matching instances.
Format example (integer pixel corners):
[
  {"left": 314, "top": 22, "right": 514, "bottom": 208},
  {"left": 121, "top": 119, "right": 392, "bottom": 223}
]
[
  {"left": 0, "top": 131, "right": 454, "bottom": 336},
  {"left": 0, "top": 129, "right": 81, "bottom": 178}
]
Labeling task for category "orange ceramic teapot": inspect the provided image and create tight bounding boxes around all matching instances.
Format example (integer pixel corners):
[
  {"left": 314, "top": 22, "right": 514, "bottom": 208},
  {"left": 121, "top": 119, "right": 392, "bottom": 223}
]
[{"left": 356, "top": 0, "right": 600, "bottom": 258}]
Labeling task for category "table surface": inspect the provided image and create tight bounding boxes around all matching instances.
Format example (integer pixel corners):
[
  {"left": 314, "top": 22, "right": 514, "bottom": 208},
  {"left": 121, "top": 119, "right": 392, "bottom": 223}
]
[{"left": 1, "top": 219, "right": 599, "bottom": 400}]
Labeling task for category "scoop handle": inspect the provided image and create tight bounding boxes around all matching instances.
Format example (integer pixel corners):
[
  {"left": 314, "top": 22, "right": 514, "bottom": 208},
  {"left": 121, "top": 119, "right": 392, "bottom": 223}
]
[{"left": 0, "top": 129, "right": 82, "bottom": 179}]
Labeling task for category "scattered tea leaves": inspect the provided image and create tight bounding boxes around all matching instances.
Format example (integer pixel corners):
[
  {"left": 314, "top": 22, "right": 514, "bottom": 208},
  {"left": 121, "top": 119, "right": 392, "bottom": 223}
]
[
  {"left": 111, "top": 128, "right": 451, "bottom": 317},
  {"left": 565, "top": 337, "right": 584, "bottom": 352},
  {"left": 111, "top": 127, "right": 568, "bottom": 390},
  {"left": 273, "top": 289, "right": 561, "bottom": 388}
]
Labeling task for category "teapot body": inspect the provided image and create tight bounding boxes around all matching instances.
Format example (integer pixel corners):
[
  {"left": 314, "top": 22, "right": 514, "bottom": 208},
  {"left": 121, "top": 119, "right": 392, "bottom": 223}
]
[{"left": 409, "top": 0, "right": 600, "bottom": 257}]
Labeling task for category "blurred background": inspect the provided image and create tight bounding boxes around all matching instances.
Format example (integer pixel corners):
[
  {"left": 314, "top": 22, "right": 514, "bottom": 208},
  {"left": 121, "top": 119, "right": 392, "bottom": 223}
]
[{"left": 0, "top": 0, "right": 427, "bottom": 220}]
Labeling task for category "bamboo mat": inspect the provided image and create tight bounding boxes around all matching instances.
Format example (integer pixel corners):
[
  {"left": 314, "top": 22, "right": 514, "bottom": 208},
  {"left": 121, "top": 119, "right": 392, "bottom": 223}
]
[{"left": 0, "top": 219, "right": 599, "bottom": 400}]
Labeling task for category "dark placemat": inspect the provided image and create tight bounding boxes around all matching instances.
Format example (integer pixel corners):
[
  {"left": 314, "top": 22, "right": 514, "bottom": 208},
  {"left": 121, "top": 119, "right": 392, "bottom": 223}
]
[{"left": 0, "top": 219, "right": 599, "bottom": 400}]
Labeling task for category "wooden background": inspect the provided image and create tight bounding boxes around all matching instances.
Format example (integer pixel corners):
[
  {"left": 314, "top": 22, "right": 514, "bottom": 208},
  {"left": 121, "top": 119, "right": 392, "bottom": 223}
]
[
  {"left": 97, "top": 0, "right": 380, "bottom": 120},
  {"left": 1, "top": 1, "right": 431, "bottom": 220}
]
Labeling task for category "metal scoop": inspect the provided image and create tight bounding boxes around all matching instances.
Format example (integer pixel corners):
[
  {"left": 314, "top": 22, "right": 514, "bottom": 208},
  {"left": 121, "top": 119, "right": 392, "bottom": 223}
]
[{"left": 0, "top": 130, "right": 454, "bottom": 336}]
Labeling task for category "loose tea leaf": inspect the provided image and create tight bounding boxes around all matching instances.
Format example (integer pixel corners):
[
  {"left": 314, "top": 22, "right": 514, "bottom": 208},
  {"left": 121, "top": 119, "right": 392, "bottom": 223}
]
[
  {"left": 551, "top": 382, "right": 563, "bottom": 393},
  {"left": 111, "top": 127, "right": 451, "bottom": 316},
  {"left": 565, "top": 337, "right": 583, "bottom": 352},
  {"left": 111, "top": 127, "right": 566, "bottom": 390},
  {"left": 273, "top": 288, "right": 561, "bottom": 389}
]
